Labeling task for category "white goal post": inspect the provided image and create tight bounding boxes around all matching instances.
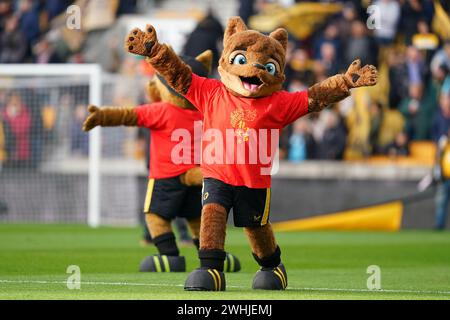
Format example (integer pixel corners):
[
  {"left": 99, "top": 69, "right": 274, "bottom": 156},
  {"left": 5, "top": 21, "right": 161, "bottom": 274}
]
[{"left": 0, "top": 64, "right": 102, "bottom": 227}]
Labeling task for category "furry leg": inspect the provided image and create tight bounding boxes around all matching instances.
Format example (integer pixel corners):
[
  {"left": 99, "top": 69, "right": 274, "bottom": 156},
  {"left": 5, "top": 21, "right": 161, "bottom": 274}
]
[
  {"left": 245, "top": 224, "right": 287, "bottom": 290},
  {"left": 145, "top": 213, "right": 172, "bottom": 238},
  {"left": 145, "top": 213, "right": 179, "bottom": 256},
  {"left": 198, "top": 203, "right": 228, "bottom": 271},
  {"left": 187, "top": 216, "right": 201, "bottom": 249},
  {"left": 200, "top": 204, "right": 227, "bottom": 250},
  {"left": 244, "top": 223, "right": 279, "bottom": 265}
]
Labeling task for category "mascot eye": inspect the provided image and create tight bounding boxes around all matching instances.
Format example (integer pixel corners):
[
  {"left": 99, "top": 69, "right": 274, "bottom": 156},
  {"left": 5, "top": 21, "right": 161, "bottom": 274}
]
[
  {"left": 232, "top": 54, "right": 247, "bottom": 65},
  {"left": 265, "top": 63, "right": 276, "bottom": 75}
]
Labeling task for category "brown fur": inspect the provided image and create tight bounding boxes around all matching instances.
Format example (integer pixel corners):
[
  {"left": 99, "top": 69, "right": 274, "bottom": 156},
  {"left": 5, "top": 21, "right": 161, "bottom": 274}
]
[
  {"left": 148, "top": 50, "right": 213, "bottom": 110},
  {"left": 187, "top": 216, "right": 201, "bottom": 239},
  {"left": 147, "top": 79, "right": 161, "bottom": 102},
  {"left": 179, "top": 167, "right": 203, "bottom": 186},
  {"left": 244, "top": 224, "right": 278, "bottom": 259},
  {"left": 218, "top": 17, "right": 287, "bottom": 98},
  {"left": 82, "top": 105, "right": 138, "bottom": 131},
  {"left": 199, "top": 204, "right": 228, "bottom": 250},
  {"left": 145, "top": 213, "right": 173, "bottom": 238},
  {"left": 151, "top": 76, "right": 194, "bottom": 109},
  {"left": 308, "top": 59, "right": 378, "bottom": 113},
  {"left": 126, "top": 26, "right": 193, "bottom": 95}
]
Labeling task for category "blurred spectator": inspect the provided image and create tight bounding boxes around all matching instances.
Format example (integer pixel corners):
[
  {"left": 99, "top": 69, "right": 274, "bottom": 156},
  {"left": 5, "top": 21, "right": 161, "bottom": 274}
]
[
  {"left": 17, "top": 0, "right": 40, "bottom": 48},
  {"left": 1, "top": 93, "right": 31, "bottom": 168},
  {"left": 412, "top": 19, "right": 439, "bottom": 53},
  {"left": 399, "top": 0, "right": 423, "bottom": 44},
  {"left": 238, "top": 0, "right": 255, "bottom": 24},
  {"left": 369, "top": 101, "right": 383, "bottom": 154},
  {"left": 334, "top": 1, "right": 358, "bottom": 41},
  {"left": 312, "top": 23, "right": 340, "bottom": 60},
  {"left": 45, "top": 0, "right": 74, "bottom": 21},
  {"left": 0, "top": 0, "right": 13, "bottom": 32},
  {"left": 318, "top": 42, "right": 340, "bottom": 76},
  {"left": 400, "top": 83, "right": 424, "bottom": 140},
  {"left": 406, "top": 45, "right": 428, "bottom": 87},
  {"left": 431, "top": 78, "right": 450, "bottom": 142},
  {"left": 434, "top": 134, "right": 450, "bottom": 230},
  {"left": 343, "top": 20, "right": 377, "bottom": 67},
  {"left": 71, "top": 105, "right": 89, "bottom": 156},
  {"left": 117, "top": 0, "right": 138, "bottom": 15},
  {"left": 431, "top": 40, "right": 450, "bottom": 79},
  {"left": 0, "top": 16, "right": 27, "bottom": 63},
  {"left": 33, "top": 37, "right": 63, "bottom": 64},
  {"left": 388, "top": 49, "right": 409, "bottom": 107},
  {"left": 288, "top": 119, "right": 315, "bottom": 162},
  {"left": 317, "top": 111, "right": 346, "bottom": 160},
  {"left": 384, "top": 131, "right": 410, "bottom": 157},
  {"left": 377, "top": 105, "right": 406, "bottom": 153},
  {"left": 373, "top": 0, "right": 401, "bottom": 46},
  {"left": 286, "top": 48, "right": 315, "bottom": 89},
  {"left": 397, "top": 46, "right": 429, "bottom": 139},
  {"left": 182, "top": 11, "right": 224, "bottom": 72}
]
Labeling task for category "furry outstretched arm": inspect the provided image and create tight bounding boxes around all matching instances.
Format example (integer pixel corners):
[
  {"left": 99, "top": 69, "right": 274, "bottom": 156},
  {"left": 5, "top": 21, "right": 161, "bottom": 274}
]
[
  {"left": 307, "top": 59, "right": 378, "bottom": 113},
  {"left": 82, "top": 105, "right": 138, "bottom": 131},
  {"left": 125, "top": 25, "right": 192, "bottom": 95}
]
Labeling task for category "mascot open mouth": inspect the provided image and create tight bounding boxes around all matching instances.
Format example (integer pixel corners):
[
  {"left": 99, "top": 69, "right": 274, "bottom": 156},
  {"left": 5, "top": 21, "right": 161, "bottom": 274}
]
[{"left": 240, "top": 76, "right": 263, "bottom": 93}]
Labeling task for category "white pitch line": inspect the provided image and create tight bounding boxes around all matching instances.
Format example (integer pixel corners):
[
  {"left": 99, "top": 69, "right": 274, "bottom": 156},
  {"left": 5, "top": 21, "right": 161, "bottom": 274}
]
[
  {"left": 1, "top": 279, "right": 450, "bottom": 296},
  {"left": 296, "top": 287, "right": 450, "bottom": 295}
]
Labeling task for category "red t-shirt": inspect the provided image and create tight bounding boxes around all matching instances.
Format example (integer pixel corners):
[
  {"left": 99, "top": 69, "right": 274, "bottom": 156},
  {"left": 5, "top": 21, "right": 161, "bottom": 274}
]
[
  {"left": 185, "top": 73, "right": 309, "bottom": 188},
  {"left": 135, "top": 102, "right": 202, "bottom": 179}
]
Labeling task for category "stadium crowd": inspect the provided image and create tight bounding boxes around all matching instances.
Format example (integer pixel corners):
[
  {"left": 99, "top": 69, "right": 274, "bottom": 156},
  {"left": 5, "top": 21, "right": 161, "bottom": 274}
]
[{"left": 1, "top": 0, "right": 450, "bottom": 166}]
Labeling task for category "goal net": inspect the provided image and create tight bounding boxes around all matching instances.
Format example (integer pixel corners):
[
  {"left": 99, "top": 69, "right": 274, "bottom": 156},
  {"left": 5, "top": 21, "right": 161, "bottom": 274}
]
[{"left": 0, "top": 64, "right": 146, "bottom": 226}]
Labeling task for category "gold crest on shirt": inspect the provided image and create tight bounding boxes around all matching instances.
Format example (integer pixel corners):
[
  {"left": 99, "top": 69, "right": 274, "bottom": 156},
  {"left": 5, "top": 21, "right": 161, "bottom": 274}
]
[{"left": 230, "top": 108, "right": 257, "bottom": 143}]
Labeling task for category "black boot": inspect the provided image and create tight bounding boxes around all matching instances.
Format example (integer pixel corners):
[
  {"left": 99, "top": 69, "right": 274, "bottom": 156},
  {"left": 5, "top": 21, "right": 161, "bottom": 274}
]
[
  {"left": 184, "top": 268, "right": 226, "bottom": 291},
  {"left": 224, "top": 252, "right": 241, "bottom": 273},
  {"left": 184, "top": 249, "right": 226, "bottom": 291},
  {"left": 251, "top": 246, "right": 288, "bottom": 290},
  {"left": 139, "top": 255, "right": 186, "bottom": 272},
  {"left": 252, "top": 263, "right": 288, "bottom": 290}
]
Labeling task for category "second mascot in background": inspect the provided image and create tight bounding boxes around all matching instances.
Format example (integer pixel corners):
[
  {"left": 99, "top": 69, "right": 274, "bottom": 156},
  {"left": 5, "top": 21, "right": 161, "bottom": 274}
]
[{"left": 82, "top": 50, "right": 241, "bottom": 273}]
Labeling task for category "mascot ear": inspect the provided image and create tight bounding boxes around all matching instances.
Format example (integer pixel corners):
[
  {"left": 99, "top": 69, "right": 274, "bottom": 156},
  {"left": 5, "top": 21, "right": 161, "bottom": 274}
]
[
  {"left": 224, "top": 16, "right": 248, "bottom": 43},
  {"left": 269, "top": 28, "right": 288, "bottom": 52},
  {"left": 195, "top": 50, "right": 213, "bottom": 74},
  {"left": 147, "top": 79, "right": 161, "bottom": 102}
]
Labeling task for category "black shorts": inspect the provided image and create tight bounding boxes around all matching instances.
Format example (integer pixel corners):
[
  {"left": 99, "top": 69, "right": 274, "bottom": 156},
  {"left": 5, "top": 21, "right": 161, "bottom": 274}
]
[
  {"left": 202, "top": 178, "right": 271, "bottom": 227},
  {"left": 143, "top": 176, "right": 202, "bottom": 221}
]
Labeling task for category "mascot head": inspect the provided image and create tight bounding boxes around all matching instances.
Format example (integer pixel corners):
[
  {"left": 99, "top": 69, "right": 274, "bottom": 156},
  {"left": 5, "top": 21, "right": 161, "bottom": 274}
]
[
  {"left": 218, "top": 17, "right": 288, "bottom": 98},
  {"left": 148, "top": 50, "right": 213, "bottom": 109}
]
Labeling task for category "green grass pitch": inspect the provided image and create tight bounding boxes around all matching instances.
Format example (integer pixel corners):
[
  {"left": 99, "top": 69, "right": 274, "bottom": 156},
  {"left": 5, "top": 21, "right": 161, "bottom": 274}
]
[{"left": 0, "top": 224, "right": 449, "bottom": 300}]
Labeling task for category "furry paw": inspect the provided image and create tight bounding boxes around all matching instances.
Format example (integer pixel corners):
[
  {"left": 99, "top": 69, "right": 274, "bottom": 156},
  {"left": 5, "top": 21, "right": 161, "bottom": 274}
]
[
  {"left": 345, "top": 59, "right": 378, "bottom": 88},
  {"left": 125, "top": 24, "right": 158, "bottom": 57},
  {"left": 82, "top": 105, "right": 101, "bottom": 132}
]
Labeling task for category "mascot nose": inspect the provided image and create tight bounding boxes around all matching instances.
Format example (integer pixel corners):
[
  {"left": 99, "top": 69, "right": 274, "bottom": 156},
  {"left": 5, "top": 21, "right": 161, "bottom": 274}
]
[{"left": 253, "top": 63, "right": 265, "bottom": 70}]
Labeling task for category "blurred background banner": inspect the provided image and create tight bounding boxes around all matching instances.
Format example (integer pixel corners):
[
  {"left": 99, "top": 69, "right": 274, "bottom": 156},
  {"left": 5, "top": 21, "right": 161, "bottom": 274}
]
[{"left": 0, "top": 0, "right": 450, "bottom": 230}]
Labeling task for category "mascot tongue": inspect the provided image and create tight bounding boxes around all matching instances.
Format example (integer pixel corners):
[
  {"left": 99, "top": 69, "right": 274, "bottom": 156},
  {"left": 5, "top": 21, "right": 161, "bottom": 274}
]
[{"left": 242, "top": 81, "right": 259, "bottom": 92}]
